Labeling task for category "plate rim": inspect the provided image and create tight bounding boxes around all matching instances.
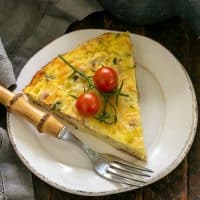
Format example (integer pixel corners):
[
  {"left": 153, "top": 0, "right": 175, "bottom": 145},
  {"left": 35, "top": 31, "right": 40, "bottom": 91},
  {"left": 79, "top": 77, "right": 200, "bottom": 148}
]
[{"left": 7, "top": 29, "right": 198, "bottom": 196}]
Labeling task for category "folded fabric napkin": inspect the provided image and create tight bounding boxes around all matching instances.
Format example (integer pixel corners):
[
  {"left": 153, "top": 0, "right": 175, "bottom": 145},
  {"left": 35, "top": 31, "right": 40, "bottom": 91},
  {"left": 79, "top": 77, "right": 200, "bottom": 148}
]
[
  {"left": 0, "top": 0, "right": 102, "bottom": 199},
  {"left": 0, "top": 39, "right": 16, "bottom": 89},
  {"left": 0, "top": 38, "right": 34, "bottom": 200}
]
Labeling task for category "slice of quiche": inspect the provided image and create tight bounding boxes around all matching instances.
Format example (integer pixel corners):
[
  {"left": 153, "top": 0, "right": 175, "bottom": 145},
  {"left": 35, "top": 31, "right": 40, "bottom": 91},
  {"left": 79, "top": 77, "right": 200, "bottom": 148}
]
[{"left": 23, "top": 32, "right": 146, "bottom": 160}]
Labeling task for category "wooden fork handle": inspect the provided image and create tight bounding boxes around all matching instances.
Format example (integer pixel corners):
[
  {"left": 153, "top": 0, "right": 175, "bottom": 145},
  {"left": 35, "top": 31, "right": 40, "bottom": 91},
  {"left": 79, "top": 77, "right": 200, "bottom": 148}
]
[{"left": 0, "top": 85, "right": 64, "bottom": 137}]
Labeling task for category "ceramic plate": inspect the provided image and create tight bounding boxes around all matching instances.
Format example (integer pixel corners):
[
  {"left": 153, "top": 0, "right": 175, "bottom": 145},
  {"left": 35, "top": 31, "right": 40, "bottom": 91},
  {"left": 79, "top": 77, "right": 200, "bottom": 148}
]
[{"left": 7, "top": 29, "right": 198, "bottom": 196}]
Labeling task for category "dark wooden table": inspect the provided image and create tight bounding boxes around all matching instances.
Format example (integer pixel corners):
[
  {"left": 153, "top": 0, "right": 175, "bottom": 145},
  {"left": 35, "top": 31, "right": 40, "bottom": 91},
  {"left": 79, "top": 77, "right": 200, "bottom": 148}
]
[{"left": 30, "top": 12, "right": 200, "bottom": 200}]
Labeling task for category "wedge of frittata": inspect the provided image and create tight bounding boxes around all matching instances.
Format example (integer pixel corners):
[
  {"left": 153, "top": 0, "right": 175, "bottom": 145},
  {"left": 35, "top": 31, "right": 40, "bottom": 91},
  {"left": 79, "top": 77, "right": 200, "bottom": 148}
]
[{"left": 23, "top": 32, "right": 146, "bottom": 160}]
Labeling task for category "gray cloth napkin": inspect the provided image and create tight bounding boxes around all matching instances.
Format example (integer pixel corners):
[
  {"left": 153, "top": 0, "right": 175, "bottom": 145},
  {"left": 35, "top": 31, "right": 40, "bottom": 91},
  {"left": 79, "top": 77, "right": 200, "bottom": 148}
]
[
  {"left": 0, "top": 128, "right": 34, "bottom": 200},
  {"left": 0, "top": 39, "right": 34, "bottom": 200},
  {"left": 0, "top": 38, "right": 16, "bottom": 89},
  {"left": 0, "top": 0, "right": 102, "bottom": 75},
  {"left": 0, "top": 0, "right": 102, "bottom": 199}
]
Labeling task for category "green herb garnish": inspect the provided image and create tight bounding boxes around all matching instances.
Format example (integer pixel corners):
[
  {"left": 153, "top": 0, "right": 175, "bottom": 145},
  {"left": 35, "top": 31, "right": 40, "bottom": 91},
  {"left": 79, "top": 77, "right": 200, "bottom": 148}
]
[
  {"left": 68, "top": 94, "right": 78, "bottom": 99},
  {"left": 96, "top": 94, "right": 117, "bottom": 124},
  {"left": 51, "top": 101, "right": 62, "bottom": 111},
  {"left": 73, "top": 75, "right": 79, "bottom": 81},
  {"left": 113, "top": 57, "right": 117, "bottom": 65},
  {"left": 114, "top": 80, "right": 129, "bottom": 106},
  {"left": 45, "top": 74, "right": 55, "bottom": 81},
  {"left": 96, "top": 107, "right": 117, "bottom": 124},
  {"left": 126, "top": 65, "right": 136, "bottom": 70},
  {"left": 59, "top": 55, "right": 94, "bottom": 91},
  {"left": 58, "top": 55, "right": 129, "bottom": 124},
  {"left": 95, "top": 80, "right": 128, "bottom": 124}
]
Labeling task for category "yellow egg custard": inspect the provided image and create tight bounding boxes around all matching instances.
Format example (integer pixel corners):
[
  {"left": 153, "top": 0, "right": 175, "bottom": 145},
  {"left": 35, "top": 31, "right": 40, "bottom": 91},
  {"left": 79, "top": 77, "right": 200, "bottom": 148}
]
[{"left": 23, "top": 32, "right": 146, "bottom": 160}]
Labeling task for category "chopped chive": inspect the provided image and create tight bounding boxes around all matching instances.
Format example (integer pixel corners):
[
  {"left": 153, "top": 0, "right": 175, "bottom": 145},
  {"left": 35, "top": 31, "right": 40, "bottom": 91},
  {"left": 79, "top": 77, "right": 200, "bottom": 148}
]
[
  {"left": 51, "top": 101, "right": 62, "bottom": 111},
  {"left": 115, "top": 80, "right": 129, "bottom": 106},
  {"left": 59, "top": 55, "right": 94, "bottom": 91},
  {"left": 113, "top": 57, "right": 117, "bottom": 65},
  {"left": 45, "top": 74, "right": 55, "bottom": 80},
  {"left": 68, "top": 94, "right": 78, "bottom": 99},
  {"left": 73, "top": 75, "right": 79, "bottom": 81}
]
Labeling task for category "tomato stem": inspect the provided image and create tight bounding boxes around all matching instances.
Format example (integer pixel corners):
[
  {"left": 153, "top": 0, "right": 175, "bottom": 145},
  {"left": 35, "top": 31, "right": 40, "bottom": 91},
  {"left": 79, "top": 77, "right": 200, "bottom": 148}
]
[
  {"left": 114, "top": 80, "right": 129, "bottom": 106},
  {"left": 95, "top": 93, "right": 117, "bottom": 124}
]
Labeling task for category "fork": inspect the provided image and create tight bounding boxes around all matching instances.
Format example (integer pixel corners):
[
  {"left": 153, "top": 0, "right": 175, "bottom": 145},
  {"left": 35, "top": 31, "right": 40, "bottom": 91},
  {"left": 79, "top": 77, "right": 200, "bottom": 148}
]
[
  {"left": 0, "top": 85, "right": 153, "bottom": 186},
  {"left": 59, "top": 126, "right": 153, "bottom": 186}
]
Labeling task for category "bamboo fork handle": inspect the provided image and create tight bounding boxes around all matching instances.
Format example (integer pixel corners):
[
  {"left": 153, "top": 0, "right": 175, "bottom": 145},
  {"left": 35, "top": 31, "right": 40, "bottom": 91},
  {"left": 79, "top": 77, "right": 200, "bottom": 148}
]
[{"left": 0, "top": 85, "right": 64, "bottom": 137}]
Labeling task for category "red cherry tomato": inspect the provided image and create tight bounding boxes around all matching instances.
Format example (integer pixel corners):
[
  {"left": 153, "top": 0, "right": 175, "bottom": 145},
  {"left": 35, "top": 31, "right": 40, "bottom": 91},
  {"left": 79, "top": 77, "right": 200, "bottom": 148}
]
[
  {"left": 93, "top": 67, "right": 118, "bottom": 92},
  {"left": 76, "top": 93, "right": 100, "bottom": 116}
]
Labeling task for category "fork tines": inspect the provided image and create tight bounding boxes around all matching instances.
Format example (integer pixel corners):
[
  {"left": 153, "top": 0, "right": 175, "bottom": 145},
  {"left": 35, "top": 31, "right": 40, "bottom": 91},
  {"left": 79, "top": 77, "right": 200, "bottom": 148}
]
[{"left": 105, "top": 160, "right": 153, "bottom": 186}]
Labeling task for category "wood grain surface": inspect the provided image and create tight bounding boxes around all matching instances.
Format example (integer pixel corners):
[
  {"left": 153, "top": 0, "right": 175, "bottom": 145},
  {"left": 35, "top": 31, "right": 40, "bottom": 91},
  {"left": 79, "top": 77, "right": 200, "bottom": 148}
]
[{"left": 17, "top": 11, "right": 200, "bottom": 200}]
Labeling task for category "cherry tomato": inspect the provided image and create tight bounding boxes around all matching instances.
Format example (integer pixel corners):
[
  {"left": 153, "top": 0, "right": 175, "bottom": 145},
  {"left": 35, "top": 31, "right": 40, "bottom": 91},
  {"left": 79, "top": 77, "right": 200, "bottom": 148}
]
[
  {"left": 93, "top": 67, "right": 118, "bottom": 92},
  {"left": 76, "top": 93, "right": 100, "bottom": 116}
]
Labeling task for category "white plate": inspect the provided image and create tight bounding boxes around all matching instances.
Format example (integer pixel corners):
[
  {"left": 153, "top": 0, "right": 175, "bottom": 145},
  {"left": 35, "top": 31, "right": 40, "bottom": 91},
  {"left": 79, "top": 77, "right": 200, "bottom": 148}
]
[{"left": 7, "top": 29, "right": 198, "bottom": 196}]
